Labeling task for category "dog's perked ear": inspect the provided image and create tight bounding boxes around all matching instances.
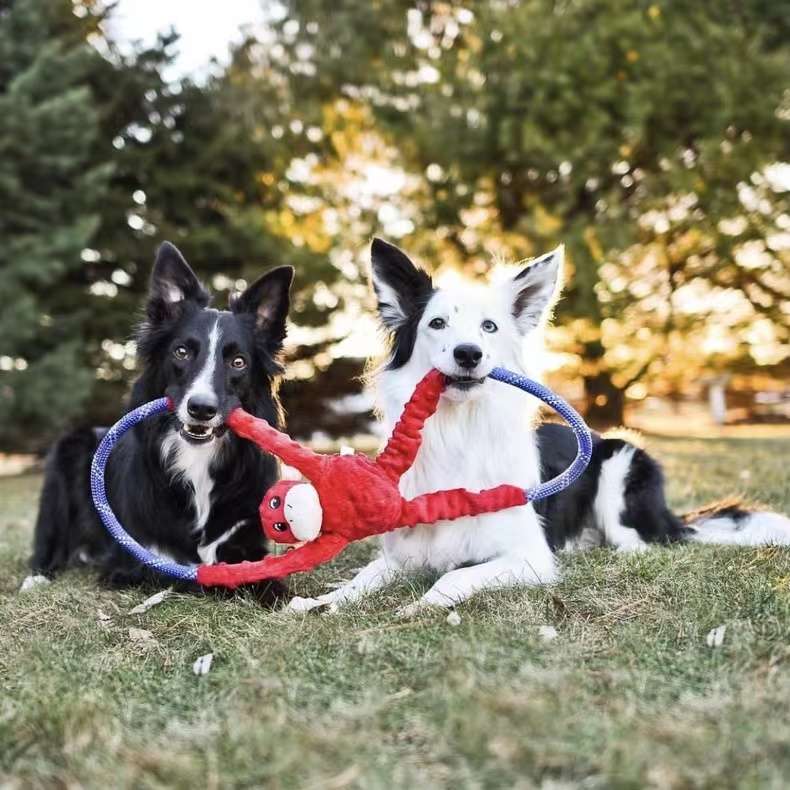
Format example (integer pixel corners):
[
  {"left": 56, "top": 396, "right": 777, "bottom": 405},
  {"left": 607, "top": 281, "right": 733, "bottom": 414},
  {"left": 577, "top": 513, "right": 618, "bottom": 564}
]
[
  {"left": 510, "top": 246, "right": 564, "bottom": 333},
  {"left": 147, "top": 242, "right": 210, "bottom": 322},
  {"left": 370, "top": 238, "right": 433, "bottom": 330},
  {"left": 231, "top": 265, "right": 294, "bottom": 347}
]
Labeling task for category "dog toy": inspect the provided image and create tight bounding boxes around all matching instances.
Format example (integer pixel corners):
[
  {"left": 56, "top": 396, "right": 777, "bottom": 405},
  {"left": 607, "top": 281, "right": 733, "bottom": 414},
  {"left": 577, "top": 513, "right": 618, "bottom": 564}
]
[
  {"left": 198, "top": 370, "right": 528, "bottom": 586},
  {"left": 91, "top": 368, "right": 592, "bottom": 588}
]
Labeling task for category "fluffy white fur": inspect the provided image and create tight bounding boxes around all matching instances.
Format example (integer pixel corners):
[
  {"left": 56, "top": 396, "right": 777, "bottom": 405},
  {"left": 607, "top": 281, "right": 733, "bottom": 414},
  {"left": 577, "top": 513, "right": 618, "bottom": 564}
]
[
  {"left": 689, "top": 512, "right": 790, "bottom": 545},
  {"left": 286, "top": 241, "right": 790, "bottom": 615},
  {"left": 593, "top": 446, "right": 646, "bottom": 552},
  {"left": 288, "top": 247, "right": 564, "bottom": 614},
  {"left": 160, "top": 430, "right": 223, "bottom": 533}
]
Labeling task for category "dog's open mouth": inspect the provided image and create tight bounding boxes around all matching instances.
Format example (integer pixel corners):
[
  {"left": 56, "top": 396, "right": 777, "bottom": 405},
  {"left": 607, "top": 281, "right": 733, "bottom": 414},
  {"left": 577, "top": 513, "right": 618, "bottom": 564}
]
[
  {"left": 446, "top": 375, "right": 486, "bottom": 391},
  {"left": 180, "top": 423, "right": 224, "bottom": 444}
]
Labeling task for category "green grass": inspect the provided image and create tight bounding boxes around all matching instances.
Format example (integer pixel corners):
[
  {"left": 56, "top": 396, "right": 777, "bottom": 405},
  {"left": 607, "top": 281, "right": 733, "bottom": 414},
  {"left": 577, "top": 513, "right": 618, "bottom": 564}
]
[{"left": 1, "top": 435, "right": 789, "bottom": 788}]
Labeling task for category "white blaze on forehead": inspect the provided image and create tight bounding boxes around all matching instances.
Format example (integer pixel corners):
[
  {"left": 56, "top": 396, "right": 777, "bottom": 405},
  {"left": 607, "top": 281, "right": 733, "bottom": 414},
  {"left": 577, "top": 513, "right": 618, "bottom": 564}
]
[
  {"left": 178, "top": 314, "right": 221, "bottom": 426},
  {"left": 284, "top": 483, "right": 323, "bottom": 542}
]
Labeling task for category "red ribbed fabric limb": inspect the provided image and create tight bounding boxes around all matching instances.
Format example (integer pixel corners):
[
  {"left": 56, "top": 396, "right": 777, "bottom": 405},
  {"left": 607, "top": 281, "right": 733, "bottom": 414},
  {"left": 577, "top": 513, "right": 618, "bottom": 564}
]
[
  {"left": 197, "top": 534, "right": 348, "bottom": 588},
  {"left": 376, "top": 368, "right": 445, "bottom": 482},
  {"left": 227, "top": 408, "right": 326, "bottom": 480},
  {"left": 400, "top": 484, "right": 527, "bottom": 527}
]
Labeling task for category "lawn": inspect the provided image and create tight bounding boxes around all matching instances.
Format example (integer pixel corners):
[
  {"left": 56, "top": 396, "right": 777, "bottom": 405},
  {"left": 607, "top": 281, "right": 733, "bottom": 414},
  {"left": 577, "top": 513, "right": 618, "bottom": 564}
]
[{"left": 1, "top": 435, "right": 789, "bottom": 789}]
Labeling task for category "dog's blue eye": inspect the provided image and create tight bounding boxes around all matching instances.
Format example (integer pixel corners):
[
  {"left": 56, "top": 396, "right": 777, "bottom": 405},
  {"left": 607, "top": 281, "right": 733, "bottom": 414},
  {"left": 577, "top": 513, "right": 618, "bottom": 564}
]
[
  {"left": 429, "top": 317, "right": 446, "bottom": 330},
  {"left": 481, "top": 320, "right": 498, "bottom": 333},
  {"left": 173, "top": 345, "right": 189, "bottom": 360},
  {"left": 230, "top": 355, "right": 247, "bottom": 370}
]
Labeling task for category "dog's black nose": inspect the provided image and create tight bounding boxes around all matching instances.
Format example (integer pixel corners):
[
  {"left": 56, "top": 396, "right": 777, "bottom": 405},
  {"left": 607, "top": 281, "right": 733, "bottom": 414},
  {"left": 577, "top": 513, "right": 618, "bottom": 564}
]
[
  {"left": 187, "top": 395, "right": 218, "bottom": 422},
  {"left": 453, "top": 344, "right": 483, "bottom": 369}
]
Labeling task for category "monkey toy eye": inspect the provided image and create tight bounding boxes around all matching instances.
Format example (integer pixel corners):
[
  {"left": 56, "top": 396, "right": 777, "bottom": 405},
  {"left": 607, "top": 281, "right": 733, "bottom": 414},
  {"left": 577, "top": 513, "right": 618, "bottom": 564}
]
[
  {"left": 272, "top": 522, "right": 288, "bottom": 532},
  {"left": 269, "top": 496, "right": 281, "bottom": 509}
]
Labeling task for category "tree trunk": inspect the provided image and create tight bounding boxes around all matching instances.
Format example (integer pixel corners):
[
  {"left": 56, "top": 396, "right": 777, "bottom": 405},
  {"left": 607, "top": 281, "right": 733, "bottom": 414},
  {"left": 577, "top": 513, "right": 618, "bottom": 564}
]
[{"left": 583, "top": 370, "right": 626, "bottom": 429}]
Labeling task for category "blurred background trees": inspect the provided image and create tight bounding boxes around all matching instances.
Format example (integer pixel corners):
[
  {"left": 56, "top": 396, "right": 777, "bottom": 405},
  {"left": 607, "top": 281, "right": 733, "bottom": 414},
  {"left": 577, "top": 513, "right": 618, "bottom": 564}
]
[
  {"left": 0, "top": 0, "right": 109, "bottom": 447},
  {"left": 1, "top": 0, "right": 788, "bottom": 450}
]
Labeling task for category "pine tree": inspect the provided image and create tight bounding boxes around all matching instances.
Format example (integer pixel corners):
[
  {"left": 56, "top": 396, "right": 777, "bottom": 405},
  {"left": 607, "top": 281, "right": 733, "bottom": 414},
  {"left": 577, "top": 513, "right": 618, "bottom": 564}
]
[{"left": 0, "top": 0, "right": 110, "bottom": 449}]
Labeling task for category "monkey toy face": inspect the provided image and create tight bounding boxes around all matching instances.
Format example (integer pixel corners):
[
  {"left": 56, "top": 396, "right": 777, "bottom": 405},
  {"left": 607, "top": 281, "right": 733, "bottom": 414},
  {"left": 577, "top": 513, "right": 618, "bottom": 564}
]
[{"left": 260, "top": 480, "right": 323, "bottom": 544}]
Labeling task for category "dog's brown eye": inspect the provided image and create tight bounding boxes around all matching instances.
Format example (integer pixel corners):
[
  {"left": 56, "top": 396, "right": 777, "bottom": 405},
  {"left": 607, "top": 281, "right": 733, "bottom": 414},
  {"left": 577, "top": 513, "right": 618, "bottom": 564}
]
[
  {"left": 272, "top": 522, "right": 288, "bottom": 532},
  {"left": 173, "top": 345, "right": 189, "bottom": 360},
  {"left": 429, "top": 317, "right": 446, "bottom": 330},
  {"left": 230, "top": 355, "right": 247, "bottom": 370},
  {"left": 481, "top": 320, "right": 498, "bottom": 333},
  {"left": 269, "top": 496, "right": 280, "bottom": 509}
]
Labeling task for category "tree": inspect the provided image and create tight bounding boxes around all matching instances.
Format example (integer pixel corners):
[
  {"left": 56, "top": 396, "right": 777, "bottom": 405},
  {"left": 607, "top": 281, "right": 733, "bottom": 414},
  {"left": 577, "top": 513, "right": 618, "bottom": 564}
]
[
  {"left": 0, "top": 0, "right": 110, "bottom": 449},
  {"left": 82, "top": 37, "right": 363, "bottom": 433},
  {"left": 270, "top": 0, "right": 790, "bottom": 425},
  {"left": 0, "top": 1, "right": 353, "bottom": 447}
]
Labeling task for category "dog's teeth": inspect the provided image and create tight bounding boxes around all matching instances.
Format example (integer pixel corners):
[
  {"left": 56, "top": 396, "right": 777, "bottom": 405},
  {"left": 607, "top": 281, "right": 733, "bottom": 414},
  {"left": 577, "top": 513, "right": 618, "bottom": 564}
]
[{"left": 181, "top": 423, "right": 214, "bottom": 440}]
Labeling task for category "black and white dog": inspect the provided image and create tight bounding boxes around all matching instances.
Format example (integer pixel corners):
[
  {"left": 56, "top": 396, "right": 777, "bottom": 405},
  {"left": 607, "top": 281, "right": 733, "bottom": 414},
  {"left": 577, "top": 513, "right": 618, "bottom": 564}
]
[
  {"left": 289, "top": 239, "right": 790, "bottom": 614},
  {"left": 24, "top": 242, "right": 292, "bottom": 600}
]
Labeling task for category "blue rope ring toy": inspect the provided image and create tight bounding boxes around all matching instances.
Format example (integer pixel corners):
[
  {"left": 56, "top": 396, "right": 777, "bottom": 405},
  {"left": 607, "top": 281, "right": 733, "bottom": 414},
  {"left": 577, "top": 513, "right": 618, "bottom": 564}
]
[{"left": 91, "top": 367, "right": 593, "bottom": 586}]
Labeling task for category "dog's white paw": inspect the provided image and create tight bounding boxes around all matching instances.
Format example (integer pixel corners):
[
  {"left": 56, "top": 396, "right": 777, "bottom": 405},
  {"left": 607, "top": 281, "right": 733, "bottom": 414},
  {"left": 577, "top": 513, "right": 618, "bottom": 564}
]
[
  {"left": 19, "top": 575, "right": 50, "bottom": 593},
  {"left": 285, "top": 595, "right": 328, "bottom": 613},
  {"left": 616, "top": 542, "right": 649, "bottom": 554}
]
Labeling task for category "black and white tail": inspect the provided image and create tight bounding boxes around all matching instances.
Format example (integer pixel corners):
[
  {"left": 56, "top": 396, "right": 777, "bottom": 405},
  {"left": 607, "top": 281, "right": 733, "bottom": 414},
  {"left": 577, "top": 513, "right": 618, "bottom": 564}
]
[
  {"left": 536, "top": 427, "right": 790, "bottom": 553},
  {"left": 683, "top": 500, "right": 790, "bottom": 546}
]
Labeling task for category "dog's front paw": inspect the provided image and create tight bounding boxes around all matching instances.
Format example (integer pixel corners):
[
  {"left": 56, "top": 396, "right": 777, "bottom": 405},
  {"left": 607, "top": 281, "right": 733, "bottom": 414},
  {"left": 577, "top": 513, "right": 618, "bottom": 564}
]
[
  {"left": 19, "top": 574, "right": 50, "bottom": 593},
  {"left": 285, "top": 595, "right": 328, "bottom": 613}
]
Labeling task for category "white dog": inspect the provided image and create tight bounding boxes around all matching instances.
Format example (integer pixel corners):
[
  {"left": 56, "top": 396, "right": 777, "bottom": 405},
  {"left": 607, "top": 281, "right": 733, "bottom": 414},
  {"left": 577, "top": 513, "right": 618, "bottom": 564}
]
[{"left": 289, "top": 239, "right": 790, "bottom": 614}]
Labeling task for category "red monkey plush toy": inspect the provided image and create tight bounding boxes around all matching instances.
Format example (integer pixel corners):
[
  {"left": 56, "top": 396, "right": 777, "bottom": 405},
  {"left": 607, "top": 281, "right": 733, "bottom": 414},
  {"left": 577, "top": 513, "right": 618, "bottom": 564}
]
[{"left": 197, "top": 370, "right": 526, "bottom": 588}]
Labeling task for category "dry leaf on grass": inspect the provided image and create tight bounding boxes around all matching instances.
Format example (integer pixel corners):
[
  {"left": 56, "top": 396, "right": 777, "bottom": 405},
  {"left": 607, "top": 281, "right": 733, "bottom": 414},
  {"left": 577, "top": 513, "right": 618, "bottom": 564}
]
[
  {"left": 129, "top": 589, "right": 172, "bottom": 615},
  {"left": 193, "top": 653, "right": 214, "bottom": 676},
  {"left": 538, "top": 625, "right": 559, "bottom": 642},
  {"left": 706, "top": 625, "right": 726, "bottom": 647}
]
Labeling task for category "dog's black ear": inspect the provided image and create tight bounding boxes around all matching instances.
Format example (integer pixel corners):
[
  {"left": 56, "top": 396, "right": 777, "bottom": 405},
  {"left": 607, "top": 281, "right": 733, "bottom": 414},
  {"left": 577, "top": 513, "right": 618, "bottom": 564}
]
[
  {"left": 510, "top": 246, "right": 564, "bottom": 333},
  {"left": 231, "top": 265, "right": 294, "bottom": 344},
  {"left": 147, "top": 242, "right": 209, "bottom": 322},
  {"left": 370, "top": 238, "right": 433, "bottom": 330}
]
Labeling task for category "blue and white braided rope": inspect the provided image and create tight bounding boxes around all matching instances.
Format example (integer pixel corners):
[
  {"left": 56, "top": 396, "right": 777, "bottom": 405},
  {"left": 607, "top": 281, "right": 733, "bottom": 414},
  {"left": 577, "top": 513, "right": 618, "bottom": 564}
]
[
  {"left": 89, "top": 397, "right": 198, "bottom": 582},
  {"left": 488, "top": 367, "right": 593, "bottom": 502}
]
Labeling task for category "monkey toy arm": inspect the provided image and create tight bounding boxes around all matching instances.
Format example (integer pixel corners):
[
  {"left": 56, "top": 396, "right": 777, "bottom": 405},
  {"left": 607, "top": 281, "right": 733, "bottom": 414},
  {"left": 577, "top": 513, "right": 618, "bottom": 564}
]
[
  {"left": 227, "top": 408, "right": 326, "bottom": 480},
  {"left": 399, "top": 485, "right": 527, "bottom": 528},
  {"left": 375, "top": 369, "right": 446, "bottom": 483},
  {"left": 197, "top": 533, "right": 349, "bottom": 589}
]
